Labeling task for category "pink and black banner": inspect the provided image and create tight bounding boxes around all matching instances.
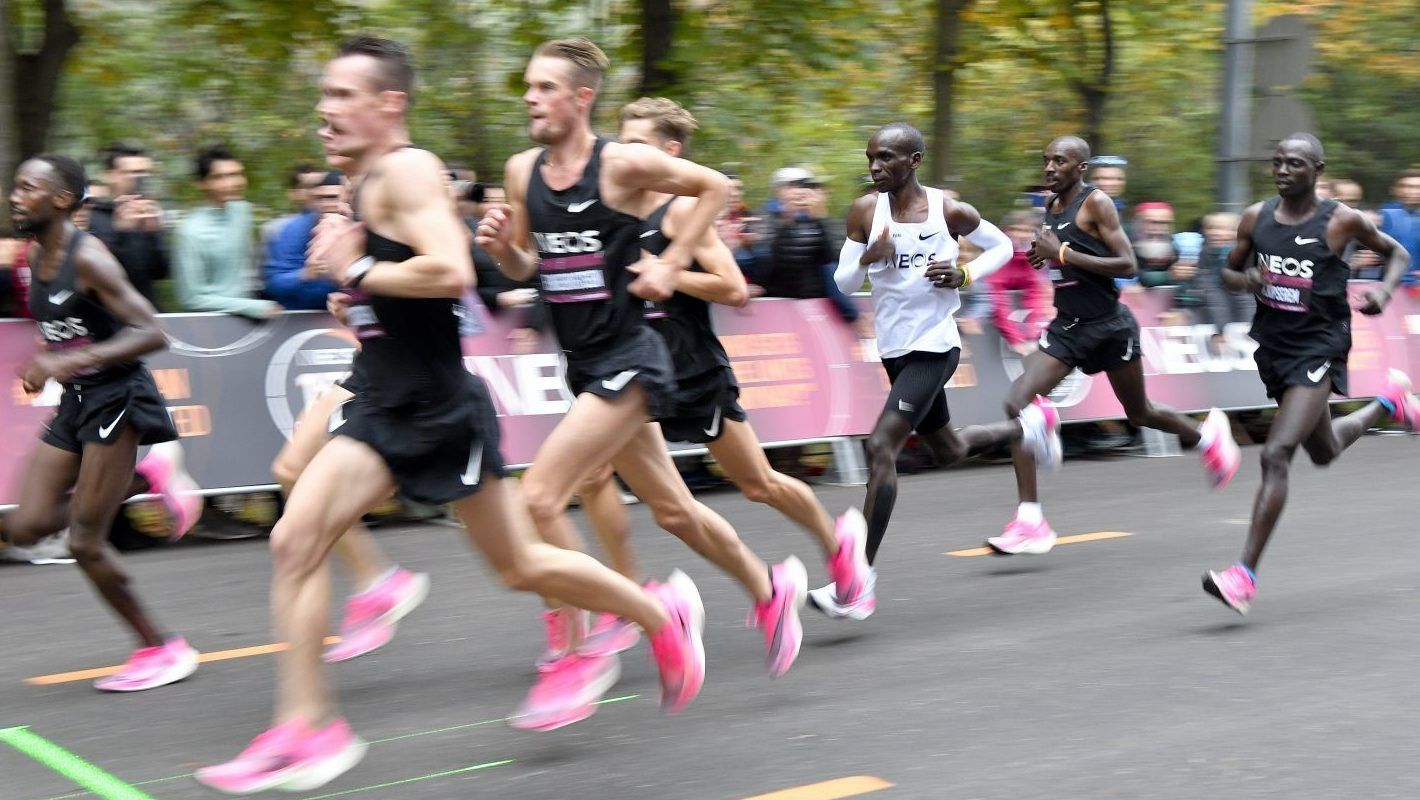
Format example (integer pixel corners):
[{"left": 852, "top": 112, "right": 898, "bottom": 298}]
[{"left": 4, "top": 286, "right": 1419, "bottom": 505}]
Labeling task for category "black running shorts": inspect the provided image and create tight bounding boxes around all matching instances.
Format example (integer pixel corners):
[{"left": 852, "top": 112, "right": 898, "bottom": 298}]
[
  {"left": 657, "top": 367, "right": 748, "bottom": 444},
  {"left": 333, "top": 372, "right": 506, "bottom": 506},
  {"left": 1038, "top": 305, "right": 1142, "bottom": 376},
  {"left": 564, "top": 325, "right": 677, "bottom": 419},
  {"left": 880, "top": 348, "right": 961, "bottom": 436},
  {"left": 43, "top": 369, "right": 178, "bottom": 453},
  {"left": 1254, "top": 347, "right": 1349, "bottom": 401}
]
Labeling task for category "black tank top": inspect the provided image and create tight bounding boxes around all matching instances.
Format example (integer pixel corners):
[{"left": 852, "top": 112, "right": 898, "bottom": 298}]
[
  {"left": 525, "top": 138, "right": 644, "bottom": 360},
  {"left": 1248, "top": 196, "right": 1351, "bottom": 355},
  {"left": 640, "top": 199, "right": 730, "bottom": 380},
  {"left": 29, "top": 231, "right": 139, "bottom": 386},
  {"left": 344, "top": 161, "right": 468, "bottom": 410},
  {"left": 1043, "top": 185, "right": 1119, "bottom": 321}
]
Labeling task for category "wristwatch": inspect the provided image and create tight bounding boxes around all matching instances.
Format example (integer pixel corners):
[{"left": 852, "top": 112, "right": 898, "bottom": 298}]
[{"left": 345, "top": 256, "right": 376, "bottom": 288}]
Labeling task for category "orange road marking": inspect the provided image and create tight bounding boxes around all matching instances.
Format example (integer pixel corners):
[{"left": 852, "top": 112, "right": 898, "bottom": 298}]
[
  {"left": 741, "top": 776, "right": 894, "bottom": 800},
  {"left": 25, "top": 637, "right": 341, "bottom": 685},
  {"left": 947, "top": 530, "right": 1134, "bottom": 557}
]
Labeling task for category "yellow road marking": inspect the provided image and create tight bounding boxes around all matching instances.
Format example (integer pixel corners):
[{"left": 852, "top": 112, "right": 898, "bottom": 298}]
[
  {"left": 25, "top": 636, "right": 341, "bottom": 685},
  {"left": 947, "top": 530, "right": 1134, "bottom": 557},
  {"left": 741, "top": 776, "right": 894, "bottom": 800}
]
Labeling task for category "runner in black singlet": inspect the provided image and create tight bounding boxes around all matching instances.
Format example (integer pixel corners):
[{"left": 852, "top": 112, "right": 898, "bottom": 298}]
[
  {"left": 198, "top": 38, "right": 705, "bottom": 795},
  {"left": 986, "top": 135, "right": 1242, "bottom": 557},
  {"left": 1201, "top": 133, "right": 1419, "bottom": 615},
  {"left": 5, "top": 154, "right": 200, "bottom": 693},
  {"left": 477, "top": 40, "right": 809, "bottom": 687}
]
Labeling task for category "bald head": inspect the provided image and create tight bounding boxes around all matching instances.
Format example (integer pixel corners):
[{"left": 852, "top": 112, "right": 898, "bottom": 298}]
[
  {"left": 1278, "top": 132, "right": 1324, "bottom": 165},
  {"left": 873, "top": 123, "right": 925, "bottom": 155},
  {"left": 1050, "top": 135, "right": 1091, "bottom": 163}
]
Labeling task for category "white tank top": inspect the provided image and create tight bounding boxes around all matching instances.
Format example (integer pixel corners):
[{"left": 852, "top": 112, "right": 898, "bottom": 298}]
[{"left": 867, "top": 187, "right": 961, "bottom": 358}]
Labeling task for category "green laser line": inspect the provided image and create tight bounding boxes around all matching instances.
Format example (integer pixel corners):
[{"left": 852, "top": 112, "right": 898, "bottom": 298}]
[
  {"left": 1, "top": 727, "right": 157, "bottom": 800},
  {"left": 297, "top": 759, "right": 515, "bottom": 800},
  {"left": 25, "top": 693, "right": 643, "bottom": 800}
]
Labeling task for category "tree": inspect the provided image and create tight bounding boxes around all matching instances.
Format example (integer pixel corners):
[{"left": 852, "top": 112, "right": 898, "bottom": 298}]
[
  {"left": 638, "top": 0, "right": 676, "bottom": 96},
  {"left": 1, "top": 0, "right": 16, "bottom": 216},
  {"left": 8, "top": 0, "right": 80, "bottom": 164},
  {"left": 929, "top": 0, "right": 973, "bottom": 184}
]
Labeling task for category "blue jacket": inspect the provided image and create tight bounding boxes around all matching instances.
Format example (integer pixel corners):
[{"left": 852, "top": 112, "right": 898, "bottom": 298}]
[
  {"left": 264, "top": 210, "right": 339, "bottom": 310},
  {"left": 1379, "top": 202, "right": 1419, "bottom": 285}
]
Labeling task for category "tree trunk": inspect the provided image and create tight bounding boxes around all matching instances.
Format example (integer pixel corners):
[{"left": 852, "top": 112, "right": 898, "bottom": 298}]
[
  {"left": 14, "top": 0, "right": 80, "bottom": 161},
  {"left": 930, "top": 0, "right": 971, "bottom": 186},
  {"left": 1083, "top": 0, "right": 1114, "bottom": 152},
  {"left": 638, "top": 0, "right": 676, "bottom": 96},
  {"left": 1, "top": 0, "right": 17, "bottom": 225}
]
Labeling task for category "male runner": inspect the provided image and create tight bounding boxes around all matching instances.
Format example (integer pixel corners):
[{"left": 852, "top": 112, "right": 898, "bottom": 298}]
[
  {"left": 5, "top": 154, "right": 200, "bottom": 691},
  {"left": 270, "top": 156, "right": 430, "bottom": 665},
  {"left": 570, "top": 97, "right": 871, "bottom": 653},
  {"left": 985, "top": 135, "right": 1241, "bottom": 556},
  {"left": 196, "top": 38, "right": 705, "bottom": 793},
  {"left": 809, "top": 123, "right": 1051, "bottom": 619},
  {"left": 1203, "top": 134, "right": 1419, "bottom": 614},
  {"left": 476, "top": 39, "right": 807, "bottom": 689}
]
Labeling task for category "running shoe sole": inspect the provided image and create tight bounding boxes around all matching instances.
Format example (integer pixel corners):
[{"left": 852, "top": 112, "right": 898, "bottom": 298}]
[
  {"left": 986, "top": 530, "right": 1058, "bottom": 556},
  {"left": 1201, "top": 570, "right": 1250, "bottom": 615},
  {"left": 279, "top": 736, "right": 369, "bottom": 792},
  {"left": 662, "top": 570, "right": 705, "bottom": 713},
  {"left": 509, "top": 658, "right": 622, "bottom": 732},
  {"left": 94, "top": 647, "right": 199, "bottom": 692}
]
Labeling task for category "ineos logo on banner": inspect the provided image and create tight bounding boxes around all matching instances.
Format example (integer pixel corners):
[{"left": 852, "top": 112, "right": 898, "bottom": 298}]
[{"left": 264, "top": 328, "right": 358, "bottom": 439}]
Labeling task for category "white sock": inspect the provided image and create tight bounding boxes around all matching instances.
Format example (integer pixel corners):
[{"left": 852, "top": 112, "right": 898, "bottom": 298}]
[
  {"left": 1196, "top": 413, "right": 1217, "bottom": 451},
  {"left": 1017, "top": 502, "right": 1043, "bottom": 524},
  {"left": 1018, "top": 404, "right": 1042, "bottom": 448}
]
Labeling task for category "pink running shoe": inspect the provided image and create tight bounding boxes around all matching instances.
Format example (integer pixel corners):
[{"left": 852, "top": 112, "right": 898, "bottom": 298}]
[
  {"left": 1379, "top": 369, "right": 1420, "bottom": 431},
  {"left": 807, "top": 567, "right": 877, "bottom": 621},
  {"left": 648, "top": 570, "right": 705, "bottom": 714},
  {"left": 1203, "top": 564, "right": 1257, "bottom": 615},
  {"left": 828, "top": 507, "right": 870, "bottom": 607},
  {"left": 1199, "top": 407, "right": 1241, "bottom": 489},
  {"left": 1021, "top": 396, "right": 1063, "bottom": 471},
  {"left": 195, "top": 717, "right": 367, "bottom": 794},
  {"left": 509, "top": 653, "right": 621, "bottom": 732},
  {"left": 749, "top": 557, "right": 808, "bottom": 678},
  {"left": 535, "top": 608, "right": 575, "bottom": 671},
  {"left": 94, "top": 637, "right": 198, "bottom": 692},
  {"left": 579, "top": 613, "right": 641, "bottom": 657},
  {"left": 135, "top": 441, "right": 202, "bottom": 541},
  {"left": 324, "top": 568, "right": 431, "bottom": 663},
  {"left": 986, "top": 516, "right": 1057, "bottom": 555}
]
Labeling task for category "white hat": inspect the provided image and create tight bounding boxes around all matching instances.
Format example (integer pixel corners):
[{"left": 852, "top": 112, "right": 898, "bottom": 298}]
[{"left": 771, "top": 167, "right": 822, "bottom": 187}]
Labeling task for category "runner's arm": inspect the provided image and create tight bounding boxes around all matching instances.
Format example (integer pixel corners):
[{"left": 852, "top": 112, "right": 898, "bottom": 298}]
[
  {"left": 68, "top": 237, "right": 169, "bottom": 371},
  {"left": 1220, "top": 204, "right": 1262, "bottom": 293},
  {"left": 834, "top": 195, "right": 878, "bottom": 294},
  {"left": 947, "top": 201, "right": 1012, "bottom": 282},
  {"left": 1335, "top": 204, "right": 1407, "bottom": 314},
  {"left": 1060, "top": 191, "right": 1138, "bottom": 278},
  {"left": 666, "top": 198, "right": 748, "bottom": 307},
  {"left": 347, "top": 150, "right": 474, "bottom": 299},
  {"left": 475, "top": 151, "right": 539, "bottom": 282},
  {"left": 607, "top": 143, "right": 729, "bottom": 271}
]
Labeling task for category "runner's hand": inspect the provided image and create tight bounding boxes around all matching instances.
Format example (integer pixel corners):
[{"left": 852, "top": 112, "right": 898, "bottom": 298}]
[{"left": 475, "top": 203, "right": 515, "bottom": 260}]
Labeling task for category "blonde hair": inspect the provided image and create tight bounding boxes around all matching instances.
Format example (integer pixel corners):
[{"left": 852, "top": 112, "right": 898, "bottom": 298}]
[
  {"left": 534, "top": 38, "right": 609, "bottom": 91},
  {"left": 1203, "top": 211, "right": 1240, "bottom": 232},
  {"left": 620, "top": 97, "right": 698, "bottom": 146}
]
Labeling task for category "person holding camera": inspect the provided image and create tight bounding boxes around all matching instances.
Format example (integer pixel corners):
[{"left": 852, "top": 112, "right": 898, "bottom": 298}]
[
  {"left": 264, "top": 170, "right": 346, "bottom": 310},
  {"left": 87, "top": 144, "right": 169, "bottom": 308}
]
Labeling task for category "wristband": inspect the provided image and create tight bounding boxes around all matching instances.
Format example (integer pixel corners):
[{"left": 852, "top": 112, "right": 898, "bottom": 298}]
[
  {"left": 345, "top": 256, "right": 376, "bottom": 288},
  {"left": 1058, "top": 242, "right": 1071, "bottom": 264},
  {"left": 961, "top": 265, "right": 973, "bottom": 288}
]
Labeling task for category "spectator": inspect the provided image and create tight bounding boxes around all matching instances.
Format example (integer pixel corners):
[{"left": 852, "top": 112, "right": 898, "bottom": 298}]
[
  {"left": 1, "top": 235, "right": 31, "bottom": 318},
  {"left": 1131, "top": 201, "right": 1179, "bottom": 288},
  {"left": 1379, "top": 168, "right": 1420, "bottom": 284},
  {"left": 87, "top": 143, "right": 169, "bottom": 307},
  {"left": 1315, "top": 177, "right": 1335, "bottom": 199},
  {"left": 1089, "top": 155, "right": 1129, "bottom": 213},
  {"left": 264, "top": 170, "right": 344, "bottom": 310},
  {"left": 174, "top": 145, "right": 279, "bottom": 319},
  {"left": 757, "top": 167, "right": 835, "bottom": 298},
  {"left": 715, "top": 174, "right": 761, "bottom": 275},
  {"left": 1332, "top": 178, "right": 1363, "bottom": 208},
  {"left": 73, "top": 179, "right": 109, "bottom": 231},
  {"left": 261, "top": 163, "right": 324, "bottom": 258},
  {"left": 988, "top": 210, "right": 1053, "bottom": 354},
  {"left": 1193, "top": 212, "right": 1251, "bottom": 352}
]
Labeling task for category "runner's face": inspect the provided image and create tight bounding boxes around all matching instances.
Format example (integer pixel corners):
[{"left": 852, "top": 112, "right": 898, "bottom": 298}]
[
  {"left": 9, "top": 161, "right": 66, "bottom": 234},
  {"left": 524, "top": 57, "right": 584, "bottom": 145},
  {"left": 1272, "top": 142, "right": 1320, "bottom": 199},
  {"left": 318, "top": 56, "right": 393, "bottom": 159},
  {"left": 1042, "top": 142, "right": 1085, "bottom": 193},
  {"left": 866, "top": 134, "right": 917, "bottom": 193},
  {"left": 618, "top": 118, "right": 672, "bottom": 155}
]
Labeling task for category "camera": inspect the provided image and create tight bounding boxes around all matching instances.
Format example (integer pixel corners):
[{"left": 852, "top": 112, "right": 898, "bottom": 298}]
[
  {"left": 131, "top": 175, "right": 150, "bottom": 197},
  {"left": 451, "top": 180, "right": 485, "bottom": 204}
]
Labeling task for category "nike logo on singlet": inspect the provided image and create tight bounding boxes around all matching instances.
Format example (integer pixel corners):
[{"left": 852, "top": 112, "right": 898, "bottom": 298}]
[
  {"left": 1057, "top": 222, "right": 1072, "bottom": 229},
  {"left": 568, "top": 199, "right": 598, "bottom": 213},
  {"left": 640, "top": 229, "right": 658, "bottom": 238},
  {"left": 1294, "top": 236, "right": 1320, "bottom": 246},
  {"left": 48, "top": 290, "right": 73, "bottom": 305},
  {"left": 918, "top": 232, "right": 937, "bottom": 241}
]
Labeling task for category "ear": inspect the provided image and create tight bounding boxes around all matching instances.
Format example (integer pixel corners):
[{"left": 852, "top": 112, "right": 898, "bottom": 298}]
[
  {"left": 380, "top": 89, "right": 410, "bottom": 116},
  {"left": 576, "top": 85, "right": 597, "bottom": 110},
  {"left": 667, "top": 140, "right": 684, "bottom": 158},
  {"left": 909, "top": 151, "right": 923, "bottom": 169},
  {"left": 1314, "top": 160, "right": 1326, "bottom": 176}
]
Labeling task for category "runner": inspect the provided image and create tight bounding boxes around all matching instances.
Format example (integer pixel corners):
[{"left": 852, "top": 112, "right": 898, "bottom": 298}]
[
  {"left": 5, "top": 153, "right": 201, "bottom": 691},
  {"left": 569, "top": 97, "right": 870, "bottom": 654},
  {"left": 809, "top": 122, "right": 1050, "bottom": 619},
  {"left": 476, "top": 40, "right": 808, "bottom": 690},
  {"left": 196, "top": 38, "right": 705, "bottom": 794},
  {"left": 1203, "top": 133, "right": 1419, "bottom": 614},
  {"left": 986, "top": 135, "right": 1241, "bottom": 556},
  {"left": 269, "top": 159, "right": 430, "bottom": 665}
]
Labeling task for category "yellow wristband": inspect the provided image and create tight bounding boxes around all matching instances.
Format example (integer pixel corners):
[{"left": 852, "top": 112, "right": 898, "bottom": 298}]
[
  {"left": 961, "top": 265, "right": 973, "bottom": 288},
  {"left": 1058, "top": 242, "right": 1071, "bottom": 264}
]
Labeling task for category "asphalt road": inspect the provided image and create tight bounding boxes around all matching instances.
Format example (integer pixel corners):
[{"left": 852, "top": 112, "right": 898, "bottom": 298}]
[{"left": 3, "top": 434, "right": 1418, "bottom": 800}]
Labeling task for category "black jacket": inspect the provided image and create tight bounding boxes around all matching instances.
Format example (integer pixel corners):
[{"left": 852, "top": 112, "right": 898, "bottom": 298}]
[{"left": 87, "top": 200, "right": 170, "bottom": 307}]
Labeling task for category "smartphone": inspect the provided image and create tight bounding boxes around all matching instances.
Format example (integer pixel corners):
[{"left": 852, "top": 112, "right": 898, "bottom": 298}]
[{"left": 131, "top": 175, "right": 149, "bottom": 197}]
